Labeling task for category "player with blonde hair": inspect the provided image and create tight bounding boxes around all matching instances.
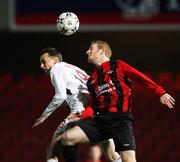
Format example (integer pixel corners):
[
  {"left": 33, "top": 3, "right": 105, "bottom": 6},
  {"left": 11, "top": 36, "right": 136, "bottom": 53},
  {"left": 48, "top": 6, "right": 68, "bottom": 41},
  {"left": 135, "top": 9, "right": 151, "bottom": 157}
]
[{"left": 53, "top": 40, "right": 175, "bottom": 162}]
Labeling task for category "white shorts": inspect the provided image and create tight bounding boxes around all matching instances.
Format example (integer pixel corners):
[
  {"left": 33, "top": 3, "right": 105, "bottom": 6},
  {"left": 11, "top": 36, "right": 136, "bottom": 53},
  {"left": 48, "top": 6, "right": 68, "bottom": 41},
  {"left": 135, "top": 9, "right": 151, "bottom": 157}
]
[
  {"left": 54, "top": 119, "right": 73, "bottom": 135},
  {"left": 54, "top": 93, "right": 91, "bottom": 135}
]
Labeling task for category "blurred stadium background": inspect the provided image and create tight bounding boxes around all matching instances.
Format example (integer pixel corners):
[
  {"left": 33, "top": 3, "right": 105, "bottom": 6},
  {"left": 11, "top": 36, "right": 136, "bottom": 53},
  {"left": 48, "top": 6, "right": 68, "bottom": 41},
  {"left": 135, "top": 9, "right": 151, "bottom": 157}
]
[{"left": 0, "top": 0, "right": 180, "bottom": 162}]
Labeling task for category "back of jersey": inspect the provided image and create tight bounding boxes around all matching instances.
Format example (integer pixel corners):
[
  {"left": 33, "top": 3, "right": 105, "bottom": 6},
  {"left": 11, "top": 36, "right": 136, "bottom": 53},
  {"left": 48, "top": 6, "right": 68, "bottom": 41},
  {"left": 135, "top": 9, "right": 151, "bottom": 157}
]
[{"left": 61, "top": 62, "right": 89, "bottom": 94}]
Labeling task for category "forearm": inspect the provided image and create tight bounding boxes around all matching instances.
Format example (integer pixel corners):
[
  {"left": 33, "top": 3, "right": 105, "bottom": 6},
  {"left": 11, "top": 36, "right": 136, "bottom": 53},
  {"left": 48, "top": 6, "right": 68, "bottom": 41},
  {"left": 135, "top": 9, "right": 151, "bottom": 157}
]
[{"left": 42, "top": 98, "right": 64, "bottom": 118}]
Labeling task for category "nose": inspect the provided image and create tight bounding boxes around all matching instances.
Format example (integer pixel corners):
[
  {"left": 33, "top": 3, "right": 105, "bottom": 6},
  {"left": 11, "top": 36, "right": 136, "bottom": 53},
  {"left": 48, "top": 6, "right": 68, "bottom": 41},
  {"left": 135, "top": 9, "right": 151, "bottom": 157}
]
[
  {"left": 40, "top": 63, "right": 44, "bottom": 69},
  {"left": 86, "top": 50, "right": 90, "bottom": 55}
]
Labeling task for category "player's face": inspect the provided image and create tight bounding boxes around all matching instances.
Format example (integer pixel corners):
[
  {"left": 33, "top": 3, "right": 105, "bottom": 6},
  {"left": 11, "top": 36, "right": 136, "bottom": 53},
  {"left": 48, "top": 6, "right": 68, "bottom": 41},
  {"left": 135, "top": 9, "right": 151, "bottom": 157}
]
[
  {"left": 86, "top": 43, "right": 101, "bottom": 64},
  {"left": 40, "top": 53, "right": 56, "bottom": 74}
]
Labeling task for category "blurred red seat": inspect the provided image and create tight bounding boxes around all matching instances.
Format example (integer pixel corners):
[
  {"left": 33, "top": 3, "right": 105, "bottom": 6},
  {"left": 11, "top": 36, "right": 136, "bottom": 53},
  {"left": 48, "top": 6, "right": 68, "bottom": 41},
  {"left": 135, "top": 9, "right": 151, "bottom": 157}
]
[
  {"left": 0, "top": 73, "right": 13, "bottom": 93},
  {"left": 18, "top": 73, "right": 35, "bottom": 84},
  {"left": 173, "top": 73, "right": 180, "bottom": 91},
  {"left": 156, "top": 72, "right": 173, "bottom": 91}
]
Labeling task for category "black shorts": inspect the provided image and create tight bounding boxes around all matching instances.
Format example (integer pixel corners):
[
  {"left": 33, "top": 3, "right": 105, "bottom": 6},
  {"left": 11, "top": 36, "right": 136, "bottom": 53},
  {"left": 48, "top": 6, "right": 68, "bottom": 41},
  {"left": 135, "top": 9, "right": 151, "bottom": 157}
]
[{"left": 78, "top": 112, "right": 136, "bottom": 152}]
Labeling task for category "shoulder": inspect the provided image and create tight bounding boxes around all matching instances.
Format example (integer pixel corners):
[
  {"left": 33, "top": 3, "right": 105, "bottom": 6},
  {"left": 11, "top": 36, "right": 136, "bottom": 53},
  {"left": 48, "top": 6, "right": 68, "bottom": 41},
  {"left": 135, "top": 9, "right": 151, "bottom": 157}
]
[
  {"left": 115, "top": 59, "right": 130, "bottom": 67},
  {"left": 111, "top": 60, "right": 132, "bottom": 73},
  {"left": 50, "top": 62, "right": 67, "bottom": 76},
  {"left": 51, "top": 62, "right": 65, "bottom": 71},
  {"left": 115, "top": 59, "right": 125, "bottom": 64},
  {"left": 108, "top": 59, "right": 126, "bottom": 67}
]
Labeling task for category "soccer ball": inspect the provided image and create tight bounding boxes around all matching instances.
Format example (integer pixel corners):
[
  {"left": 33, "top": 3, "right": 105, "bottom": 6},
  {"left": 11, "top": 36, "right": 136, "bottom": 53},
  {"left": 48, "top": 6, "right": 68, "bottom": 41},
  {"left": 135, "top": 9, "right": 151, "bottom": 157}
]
[{"left": 56, "top": 12, "right": 80, "bottom": 36}]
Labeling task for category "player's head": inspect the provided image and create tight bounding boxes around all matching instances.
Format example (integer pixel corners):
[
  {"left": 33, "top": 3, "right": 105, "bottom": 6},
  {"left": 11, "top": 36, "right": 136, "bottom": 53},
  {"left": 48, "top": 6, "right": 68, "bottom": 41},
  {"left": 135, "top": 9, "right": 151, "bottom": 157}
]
[
  {"left": 86, "top": 40, "right": 112, "bottom": 66},
  {"left": 39, "top": 47, "right": 62, "bottom": 74}
]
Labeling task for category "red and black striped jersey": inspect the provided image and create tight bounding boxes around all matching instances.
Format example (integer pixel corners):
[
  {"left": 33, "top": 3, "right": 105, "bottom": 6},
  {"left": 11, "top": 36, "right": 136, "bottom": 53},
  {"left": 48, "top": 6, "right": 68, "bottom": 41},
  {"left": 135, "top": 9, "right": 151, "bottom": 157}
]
[{"left": 86, "top": 60, "right": 165, "bottom": 114}]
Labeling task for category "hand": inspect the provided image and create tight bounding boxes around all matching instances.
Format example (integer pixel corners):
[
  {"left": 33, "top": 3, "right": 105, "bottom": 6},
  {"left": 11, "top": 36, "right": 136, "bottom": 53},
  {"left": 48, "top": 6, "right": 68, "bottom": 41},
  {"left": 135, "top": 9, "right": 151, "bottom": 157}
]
[
  {"left": 32, "top": 116, "right": 46, "bottom": 128},
  {"left": 160, "top": 93, "right": 175, "bottom": 109},
  {"left": 67, "top": 112, "right": 82, "bottom": 123},
  {"left": 58, "top": 118, "right": 70, "bottom": 129}
]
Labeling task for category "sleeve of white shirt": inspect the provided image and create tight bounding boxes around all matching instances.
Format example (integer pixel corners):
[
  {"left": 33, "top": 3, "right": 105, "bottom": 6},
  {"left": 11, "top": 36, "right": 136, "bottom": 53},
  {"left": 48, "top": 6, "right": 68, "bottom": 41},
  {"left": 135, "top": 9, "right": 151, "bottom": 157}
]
[{"left": 42, "top": 64, "right": 67, "bottom": 118}]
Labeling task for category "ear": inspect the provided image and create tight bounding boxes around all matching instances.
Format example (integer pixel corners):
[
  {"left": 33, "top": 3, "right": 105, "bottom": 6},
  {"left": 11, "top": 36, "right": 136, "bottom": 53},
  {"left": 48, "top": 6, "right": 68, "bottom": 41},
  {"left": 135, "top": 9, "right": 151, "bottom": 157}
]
[
  {"left": 98, "top": 49, "right": 102, "bottom": 55},
  {"left": 54, "top": 57, "right": 59, "bottom": 63},
  {"left": 99, "top": 49, "right": 105, "bottom": 55}
]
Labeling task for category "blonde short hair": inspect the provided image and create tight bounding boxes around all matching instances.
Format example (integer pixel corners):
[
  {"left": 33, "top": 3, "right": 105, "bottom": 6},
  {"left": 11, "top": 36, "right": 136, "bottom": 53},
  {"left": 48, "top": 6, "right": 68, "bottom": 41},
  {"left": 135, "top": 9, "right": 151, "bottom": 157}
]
[{"left": 91, "top": 40, "right": 112, "bottom": 58}]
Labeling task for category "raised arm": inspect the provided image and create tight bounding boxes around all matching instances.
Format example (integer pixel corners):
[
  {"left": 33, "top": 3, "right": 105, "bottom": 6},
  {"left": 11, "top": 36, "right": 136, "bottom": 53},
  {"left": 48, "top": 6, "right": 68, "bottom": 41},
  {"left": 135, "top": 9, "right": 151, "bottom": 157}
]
[
  {"left": 121, "top": 61, "right": 175, "bottom": 108},
  {"left": 32, "top": 66, "right": 67, "bottom": 128}
]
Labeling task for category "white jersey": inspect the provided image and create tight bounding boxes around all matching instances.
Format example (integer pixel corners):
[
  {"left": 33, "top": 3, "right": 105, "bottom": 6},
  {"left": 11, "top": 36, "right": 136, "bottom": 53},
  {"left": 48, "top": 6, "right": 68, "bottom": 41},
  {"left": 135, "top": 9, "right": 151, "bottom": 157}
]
[{"left": 42, "top": 62, "right": 90, "bottom": 118}]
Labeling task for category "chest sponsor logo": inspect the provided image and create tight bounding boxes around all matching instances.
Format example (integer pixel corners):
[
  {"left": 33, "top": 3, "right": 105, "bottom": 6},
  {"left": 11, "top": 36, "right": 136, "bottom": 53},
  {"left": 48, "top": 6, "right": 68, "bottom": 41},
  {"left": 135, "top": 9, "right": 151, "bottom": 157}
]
[{"left": 95, "top": 80, "right": 116, "bottom": 96}]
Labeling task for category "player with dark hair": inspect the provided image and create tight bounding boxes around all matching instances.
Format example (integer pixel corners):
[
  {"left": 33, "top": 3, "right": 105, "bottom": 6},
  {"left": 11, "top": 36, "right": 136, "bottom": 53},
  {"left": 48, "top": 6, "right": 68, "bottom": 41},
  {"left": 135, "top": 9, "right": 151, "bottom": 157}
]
[
  {"left": 54, "top": 40, "right": 175, "bottom": 162},
  {"left": 32, "top": 47, "right": 121, "bottom": 162}
]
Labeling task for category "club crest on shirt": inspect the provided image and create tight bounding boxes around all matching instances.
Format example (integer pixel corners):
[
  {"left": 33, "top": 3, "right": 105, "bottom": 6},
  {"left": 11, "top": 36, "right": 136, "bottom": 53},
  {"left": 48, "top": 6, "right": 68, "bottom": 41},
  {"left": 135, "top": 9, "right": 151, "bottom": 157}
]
[
  {"left": 107, "top": 70, "right": 113, "bottom": 74},
  {"left": 89, "top": 80, "right": 95, "bottom": 85}
]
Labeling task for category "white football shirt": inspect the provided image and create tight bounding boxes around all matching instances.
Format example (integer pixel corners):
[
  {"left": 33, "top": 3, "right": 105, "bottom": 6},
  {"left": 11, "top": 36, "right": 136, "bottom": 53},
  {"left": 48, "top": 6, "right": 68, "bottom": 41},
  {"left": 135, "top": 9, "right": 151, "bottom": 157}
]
[{"left": 42, "top": 62, "right": 90, "bottom": 118}]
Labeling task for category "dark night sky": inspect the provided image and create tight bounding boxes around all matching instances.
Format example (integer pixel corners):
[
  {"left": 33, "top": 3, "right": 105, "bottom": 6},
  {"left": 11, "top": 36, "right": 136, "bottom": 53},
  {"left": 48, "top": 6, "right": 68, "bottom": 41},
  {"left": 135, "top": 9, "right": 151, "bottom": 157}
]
[{"left": 1, "top": 31, "right": 180, "bottom": 75}]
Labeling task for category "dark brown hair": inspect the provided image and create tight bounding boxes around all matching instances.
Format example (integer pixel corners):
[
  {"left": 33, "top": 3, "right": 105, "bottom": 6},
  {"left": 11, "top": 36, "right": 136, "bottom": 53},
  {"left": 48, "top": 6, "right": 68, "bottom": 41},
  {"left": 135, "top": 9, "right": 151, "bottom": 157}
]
[{"left": 39, "top": 47, "right": 63, "bottom": 61}]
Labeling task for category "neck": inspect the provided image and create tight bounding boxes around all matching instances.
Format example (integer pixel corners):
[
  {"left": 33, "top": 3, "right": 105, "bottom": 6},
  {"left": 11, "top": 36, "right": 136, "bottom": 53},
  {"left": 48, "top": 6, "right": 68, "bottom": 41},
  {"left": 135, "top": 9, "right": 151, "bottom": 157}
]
[{"left": 95, "top": 57, "right": 109, "bottom": 66}]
